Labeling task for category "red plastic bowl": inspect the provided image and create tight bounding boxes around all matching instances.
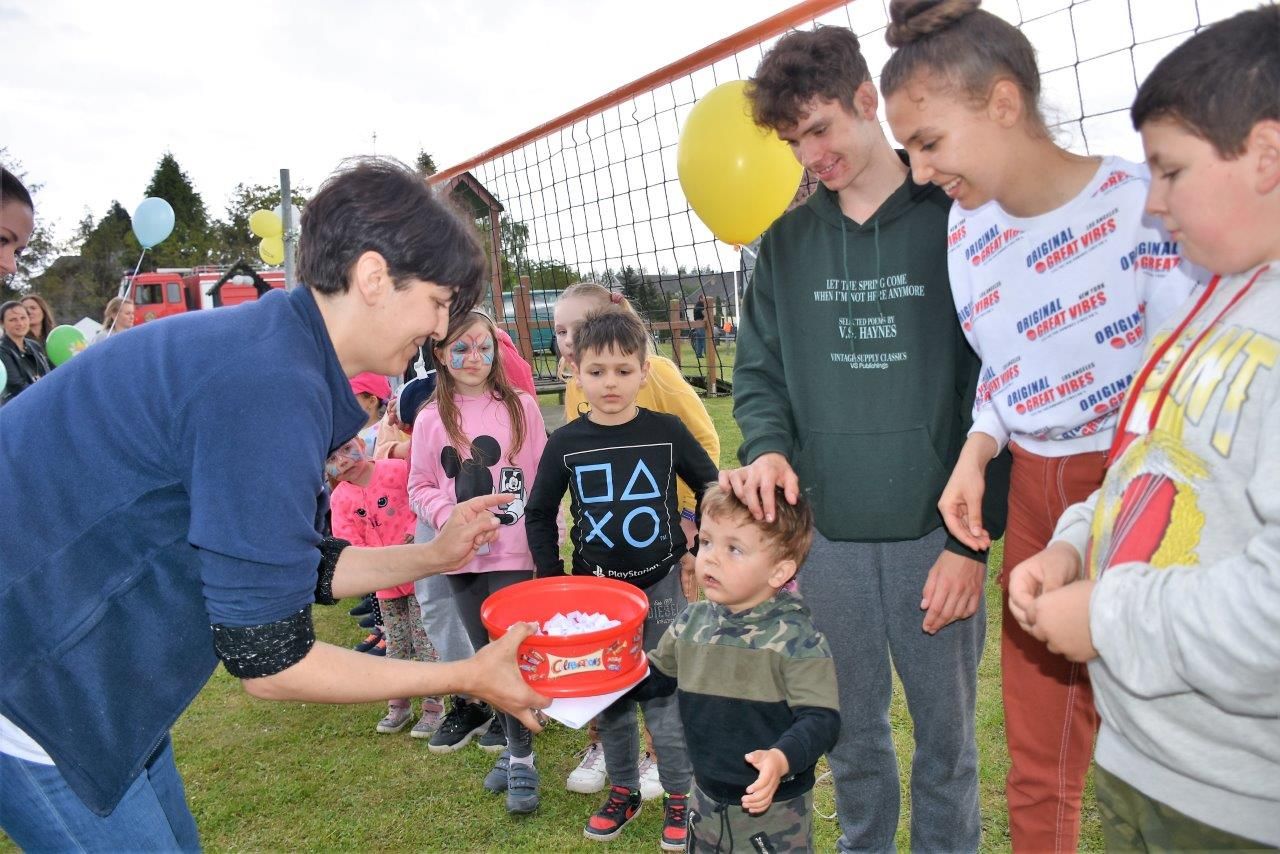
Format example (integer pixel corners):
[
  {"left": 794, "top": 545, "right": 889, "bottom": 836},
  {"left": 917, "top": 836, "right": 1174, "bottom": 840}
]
[{"left": 481, "top": 577, "right": 649, "bottom": 698}]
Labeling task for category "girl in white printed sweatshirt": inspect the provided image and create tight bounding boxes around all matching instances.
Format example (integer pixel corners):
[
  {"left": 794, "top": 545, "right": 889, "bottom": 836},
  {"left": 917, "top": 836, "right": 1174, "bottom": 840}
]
[{"left": 881, "top": 2, "right": 1200, "bottom": 849}]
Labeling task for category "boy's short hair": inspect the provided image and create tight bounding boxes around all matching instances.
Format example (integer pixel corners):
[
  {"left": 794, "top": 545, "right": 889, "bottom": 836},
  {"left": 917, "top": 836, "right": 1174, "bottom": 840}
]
[
  {"left": 571, "top": 310, "right": 648, "bottom": 363},
  {"left": 700, "top": 484, "right": 815, "bottom": 567},
  {"left": 746, "top": 26, "right": 871, "bottom": 130},
  {"left": 298, "top": 157, "right": 486, "bottom": 311},
  {"left": 1131, "top": 5, "right": 1280, "bottom": 157}
]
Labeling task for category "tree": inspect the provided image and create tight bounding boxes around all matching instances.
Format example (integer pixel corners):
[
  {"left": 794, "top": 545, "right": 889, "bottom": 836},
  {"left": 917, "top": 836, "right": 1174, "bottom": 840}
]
[
  {"left": 141, "top": 153, "right": 214, "bottom": 268},
  {"left": 415, "top": 150, "right": 438, "bottom": 177},
  {"left": 215, "top": 181, "right": 310, "bottom": 266},
  {"left": 498, "top": 215, "right": 529, "bottom": 289},
  {"left": 0, "top": 148, "right": 62, "bottom": 297},
  {"left": 24, "top": 201, "right": 135, "bottom": 322},
  {"left": 616, "top": 265, "right": 664, "bottom": 321},
  {"left": 525, "top": 259, "right": 581, "bottom": 291}
]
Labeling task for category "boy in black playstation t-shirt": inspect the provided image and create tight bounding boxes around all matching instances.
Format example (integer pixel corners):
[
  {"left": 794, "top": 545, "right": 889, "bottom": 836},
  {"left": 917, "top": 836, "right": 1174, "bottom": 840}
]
[{"left": 526, "top": 309, "right": 718, "bottom": 850}]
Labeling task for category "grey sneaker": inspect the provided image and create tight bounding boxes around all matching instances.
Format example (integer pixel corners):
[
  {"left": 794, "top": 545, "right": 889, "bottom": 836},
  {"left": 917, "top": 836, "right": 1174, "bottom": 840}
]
[
  {"left": 566, "top": 741, "right": 607, "bottom": 794},
  {"left": 506, "top": 759, "right": 540, "bottom": 815},
  {"left": 426, "top": 698, "right": 493, "bottom": 754},
  {"left": 484, "top": 750, "right": 511, "bottom": 793},
  {"left": 410, "top": 698, "right": 445, "bottom": 739},
  {"left": 376, "top": 705, "right": 412, "bottom": 734},
  {"left": 477, "top": 715, "right": 507, "bottom": 754}
]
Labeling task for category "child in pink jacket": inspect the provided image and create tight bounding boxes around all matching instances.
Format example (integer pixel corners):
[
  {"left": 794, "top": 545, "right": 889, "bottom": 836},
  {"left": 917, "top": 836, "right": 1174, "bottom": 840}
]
[{"left": 328, "top": 438, "right": 442, "bottom": 737}]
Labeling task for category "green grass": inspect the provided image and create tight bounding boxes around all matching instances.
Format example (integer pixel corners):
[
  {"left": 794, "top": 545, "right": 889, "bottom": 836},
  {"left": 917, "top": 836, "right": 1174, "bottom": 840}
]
[
  {"left": 0, "top": 396, "right": 1103, "bottom": 852},
  {"left": 652, "top": 340, "right": 737, "bottom": 388}
]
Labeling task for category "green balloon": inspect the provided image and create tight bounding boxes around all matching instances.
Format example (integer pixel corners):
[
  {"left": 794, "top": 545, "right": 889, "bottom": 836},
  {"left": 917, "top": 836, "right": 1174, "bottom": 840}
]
[{"left": 46, "top": 324, "right": 88, "bottom": 366}]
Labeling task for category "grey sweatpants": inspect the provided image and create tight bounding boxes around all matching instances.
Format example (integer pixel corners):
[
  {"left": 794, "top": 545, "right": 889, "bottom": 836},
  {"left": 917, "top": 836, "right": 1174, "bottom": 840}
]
[
  {"left": 598, "top": 565, "right": 692, "bottom": 794},
  {"left": 800, "top": 528, "right": 984, "bottom": 853},
  {"left": 411, "top": 520, "right": 474, "bottom": 664}
]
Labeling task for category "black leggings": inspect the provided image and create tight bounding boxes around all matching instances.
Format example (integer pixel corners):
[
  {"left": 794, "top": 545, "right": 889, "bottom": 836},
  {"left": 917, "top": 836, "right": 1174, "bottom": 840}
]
[{"left": 446, "top": 570, "right": 535, "bottom": 757}]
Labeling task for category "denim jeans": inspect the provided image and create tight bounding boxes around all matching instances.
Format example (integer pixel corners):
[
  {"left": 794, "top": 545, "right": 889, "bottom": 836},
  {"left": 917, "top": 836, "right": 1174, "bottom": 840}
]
[
  {"left": 597, "top": 565, "right": 691, "bottom": 793},
  {"left": 0, "top": 737, "right": 200, "bottom": 851}
]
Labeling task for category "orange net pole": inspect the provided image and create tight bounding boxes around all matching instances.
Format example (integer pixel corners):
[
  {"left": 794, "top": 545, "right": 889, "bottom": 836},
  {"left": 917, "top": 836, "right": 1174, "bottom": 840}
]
[{"left": 430, "top": 0, "right": 850, "bottom": 185}]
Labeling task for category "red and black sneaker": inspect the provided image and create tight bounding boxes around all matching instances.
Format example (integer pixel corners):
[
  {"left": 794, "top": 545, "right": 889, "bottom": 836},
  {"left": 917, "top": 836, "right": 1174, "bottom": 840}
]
[
  {"left": 660, "top": 792, "right": 689, "bottom": 851},
  {"left": 583, "top": 785, "right": 642, "bottom": 842}
]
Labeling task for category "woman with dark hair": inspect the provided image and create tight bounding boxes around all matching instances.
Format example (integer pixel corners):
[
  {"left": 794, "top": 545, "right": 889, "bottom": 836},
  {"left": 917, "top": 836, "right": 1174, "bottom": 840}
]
[
  {"left": 20, "top": 293, "right": 56, "bottom": 344},
  {"left": 1, "top": 300, "right": 50, "bottom": 403},
  {"left": 0, "top": 158, "right": 549, "bottom": 850},
  {"left": 2, "top": 170, "right": 50, "bottom": 404}
]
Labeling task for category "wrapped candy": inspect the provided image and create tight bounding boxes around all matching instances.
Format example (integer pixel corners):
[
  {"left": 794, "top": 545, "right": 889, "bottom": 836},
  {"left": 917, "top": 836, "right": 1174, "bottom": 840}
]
[{"left": 529, "top": 610, "right": 620, "bottom": 637}]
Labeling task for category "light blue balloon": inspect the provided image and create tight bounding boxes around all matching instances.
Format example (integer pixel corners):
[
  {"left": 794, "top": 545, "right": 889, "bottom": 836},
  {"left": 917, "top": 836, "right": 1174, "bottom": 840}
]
[
  {"left": 0, "top": 357, "right": 6, "bottom": 391},
  {"left": 132, "top": 197, "right": 175, "bottom": 249}
]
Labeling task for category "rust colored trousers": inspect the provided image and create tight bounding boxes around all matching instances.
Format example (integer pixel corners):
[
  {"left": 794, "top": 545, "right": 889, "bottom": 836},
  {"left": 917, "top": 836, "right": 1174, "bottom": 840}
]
[{"left": 1001, "top": 443, "right": 1105, "bottom": 853}]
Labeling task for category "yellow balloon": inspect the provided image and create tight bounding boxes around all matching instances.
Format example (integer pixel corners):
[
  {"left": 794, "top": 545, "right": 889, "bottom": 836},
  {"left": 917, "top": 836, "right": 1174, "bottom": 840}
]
[
  {"left": 259, "top": 236, "right": 285, "bottom": 266},
  {"left": 249, "top": 209, "right": 283, "bottom": 239},
  {"left": 677, "top": 80, "right": 803, "bottom": 246}
]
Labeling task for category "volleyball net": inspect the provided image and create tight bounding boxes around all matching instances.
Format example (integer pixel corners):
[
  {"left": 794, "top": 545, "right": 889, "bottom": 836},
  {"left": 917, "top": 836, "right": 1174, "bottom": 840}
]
[{"left": 432, "top": 0, "right": 1251, "bottom": 392}]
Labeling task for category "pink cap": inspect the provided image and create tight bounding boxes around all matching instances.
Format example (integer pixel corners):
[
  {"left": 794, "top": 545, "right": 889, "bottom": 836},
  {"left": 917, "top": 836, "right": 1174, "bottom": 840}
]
[{"left": 349, "top": 372, "right": 391, "bottom": 401}]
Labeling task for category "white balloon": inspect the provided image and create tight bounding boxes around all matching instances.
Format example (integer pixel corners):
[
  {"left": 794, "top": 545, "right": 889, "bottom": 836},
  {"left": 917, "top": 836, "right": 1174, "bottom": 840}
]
[{"left": 275, "top": 203, "right": 304, "bottom": 230}]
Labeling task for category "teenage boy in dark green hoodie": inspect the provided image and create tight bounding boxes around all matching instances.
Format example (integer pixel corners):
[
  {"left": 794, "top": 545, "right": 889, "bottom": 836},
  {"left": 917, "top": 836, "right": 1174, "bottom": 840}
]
[{"left": 722, "top": 26, "right": 1007, "bottom": 853}]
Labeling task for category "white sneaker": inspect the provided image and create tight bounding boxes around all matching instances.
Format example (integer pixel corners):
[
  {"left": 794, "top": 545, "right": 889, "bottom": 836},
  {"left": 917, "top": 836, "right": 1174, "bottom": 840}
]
[
  {"left": 638, "top": 752, "right": 663, "bottom": 801},
  {"left": 566, "top": 741, "right": 607, "bottom": 794}
]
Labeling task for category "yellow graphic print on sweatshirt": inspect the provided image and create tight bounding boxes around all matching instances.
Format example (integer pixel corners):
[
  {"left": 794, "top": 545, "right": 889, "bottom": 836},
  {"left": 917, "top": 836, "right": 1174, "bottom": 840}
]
[{"left": 1086, "top": 324, "right": 1280, "bottom": 578}]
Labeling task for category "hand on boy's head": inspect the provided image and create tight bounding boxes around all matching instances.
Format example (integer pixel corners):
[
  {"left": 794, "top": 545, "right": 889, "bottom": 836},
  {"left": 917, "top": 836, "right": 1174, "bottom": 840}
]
[
  {"left": 1023, "top": 580, "right": 1097, "bottom": 662},
  {"left": 719, "top": 453, "right": 800, "bottom": 522},
  {"left": 742, "top": 747, "right": 790, "bottom": 814}
]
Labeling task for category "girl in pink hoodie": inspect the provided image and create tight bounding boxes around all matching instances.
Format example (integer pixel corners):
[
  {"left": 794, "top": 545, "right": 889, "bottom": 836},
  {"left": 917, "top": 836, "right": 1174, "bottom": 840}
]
[{"left": 408, "top": 310, "right": 547, "bottom": 814}]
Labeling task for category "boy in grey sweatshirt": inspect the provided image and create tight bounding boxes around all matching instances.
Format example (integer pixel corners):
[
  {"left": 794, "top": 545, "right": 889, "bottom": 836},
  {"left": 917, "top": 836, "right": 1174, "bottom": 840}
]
[{"left": 1007, "top": 7, "right": 1280, "bottom": 848}]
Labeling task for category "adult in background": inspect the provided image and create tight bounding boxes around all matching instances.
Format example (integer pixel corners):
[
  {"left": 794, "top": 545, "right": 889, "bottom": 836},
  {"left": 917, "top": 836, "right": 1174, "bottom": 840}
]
[
  {"left": 0, "top": 158, "right": 548, "bottom": 851},
  {"left": 1, "top": 171, "right": 47, "bottom": 405},
  {"left": 721, "top": 27, "right": 1008, "bottom": 852},
  {"left": 92, "top": 296, "right": 135, "bottom": 342},
  {"left": 1, "top": 300, "right": 50, "bottom": 404},
  {"left": 690, "top": 294, "right": 706, "bottom": 359},
  {"left": 21, "top": 293, "right": 57, "bottom": 345}
]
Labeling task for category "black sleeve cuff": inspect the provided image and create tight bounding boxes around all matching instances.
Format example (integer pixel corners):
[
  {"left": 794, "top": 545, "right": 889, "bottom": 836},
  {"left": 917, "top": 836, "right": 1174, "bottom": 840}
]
[
  {"left": 314, "top": 537, "right": 350, "bottom": 606},
  {"left": 212, "top": 606, "right": 315, "bottom": 678},
  {"left": 943, "top": 533, "right": 986, "bottom": 563},
  {"left": 624, "top": 665, "right": 678, "bottom": 703}
]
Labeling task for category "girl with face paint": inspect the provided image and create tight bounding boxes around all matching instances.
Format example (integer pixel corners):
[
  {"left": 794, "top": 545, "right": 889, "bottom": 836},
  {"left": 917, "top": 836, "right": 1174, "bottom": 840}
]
[
  {"left": 326, "top": 435, "right": 444, "bottom": 735},
  {"left": 406, "top": 310, "right": 549, "bottom": 812}
]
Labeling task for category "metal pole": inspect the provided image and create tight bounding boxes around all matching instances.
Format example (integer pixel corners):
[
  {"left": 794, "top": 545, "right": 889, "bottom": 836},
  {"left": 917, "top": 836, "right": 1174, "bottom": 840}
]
[
  {"left": 280, "top": 168, "right": 297, "bottom": 290},
  {"left": 732, "top": 269, "right": 740, "bottom": 326}
]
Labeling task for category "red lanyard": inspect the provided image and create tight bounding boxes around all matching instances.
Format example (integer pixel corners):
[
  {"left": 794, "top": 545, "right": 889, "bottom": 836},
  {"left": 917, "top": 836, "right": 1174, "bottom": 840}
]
[{"left": 1107, "top": 265, "right": 1270, "bottom": 465}]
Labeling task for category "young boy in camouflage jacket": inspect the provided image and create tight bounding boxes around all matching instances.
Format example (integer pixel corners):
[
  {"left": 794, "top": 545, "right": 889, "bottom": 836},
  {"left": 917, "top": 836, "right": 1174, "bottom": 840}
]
[{"left": 628, "top": 485, "right": 839, "bottom": 851}]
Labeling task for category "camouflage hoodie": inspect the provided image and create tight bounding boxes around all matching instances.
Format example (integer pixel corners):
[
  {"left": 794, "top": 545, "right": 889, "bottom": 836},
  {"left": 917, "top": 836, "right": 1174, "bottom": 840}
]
[{"left": 639, "top": 589, "right": 840, "bottom": 804}]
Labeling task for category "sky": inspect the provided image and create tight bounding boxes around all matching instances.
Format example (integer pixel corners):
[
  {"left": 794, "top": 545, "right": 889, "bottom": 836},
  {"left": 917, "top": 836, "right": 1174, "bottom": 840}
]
[
  {"left": 4, "top": 0, "right": 1256, "bottom": 271},
  {"left": 3, "top": 0, "right": 790, "bottom": 247}
]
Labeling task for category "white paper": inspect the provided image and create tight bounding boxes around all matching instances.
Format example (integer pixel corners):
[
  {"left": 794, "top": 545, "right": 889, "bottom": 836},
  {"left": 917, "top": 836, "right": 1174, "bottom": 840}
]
[{"left": 539, "top": 663, "right": 649, "bottom": 729}]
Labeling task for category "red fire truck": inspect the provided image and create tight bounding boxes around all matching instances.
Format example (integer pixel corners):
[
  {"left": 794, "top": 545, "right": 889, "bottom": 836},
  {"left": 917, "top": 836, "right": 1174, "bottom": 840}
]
[{"left": 120, "top": 262, "right": 286, "bottom": 325}]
